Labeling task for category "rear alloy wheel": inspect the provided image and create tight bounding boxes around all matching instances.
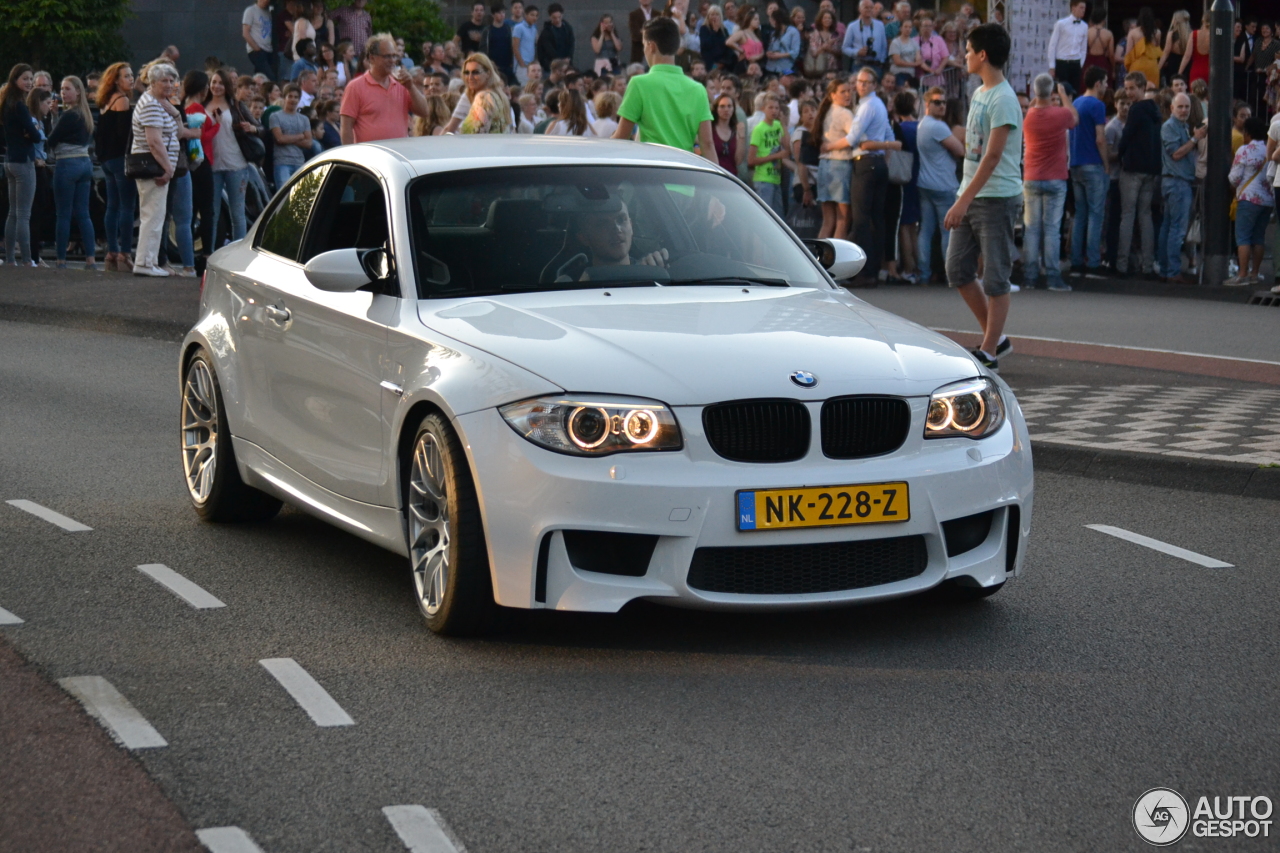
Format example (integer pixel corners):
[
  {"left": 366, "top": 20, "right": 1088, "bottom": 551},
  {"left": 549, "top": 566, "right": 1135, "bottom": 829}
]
[
  {"left": 406, "top": 413, "right": 495, "bottom": 635},
  {"left": 181, "top": 349, "right": 282, "bottom": 522}
]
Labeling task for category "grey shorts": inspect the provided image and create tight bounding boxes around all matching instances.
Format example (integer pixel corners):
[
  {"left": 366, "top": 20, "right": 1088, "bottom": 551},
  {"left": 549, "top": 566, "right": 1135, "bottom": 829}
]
[{"left": 945, "top": 194, "right": 1021, "bottom": 296}]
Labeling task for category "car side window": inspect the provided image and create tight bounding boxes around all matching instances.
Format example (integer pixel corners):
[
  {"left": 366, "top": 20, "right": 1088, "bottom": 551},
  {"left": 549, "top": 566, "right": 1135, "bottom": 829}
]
[
  {"left": 300, "top": 167, "right": 388, "bottom": 264},
  {"left": 256, "top": 165, "right": 331, "bottom": 262}
]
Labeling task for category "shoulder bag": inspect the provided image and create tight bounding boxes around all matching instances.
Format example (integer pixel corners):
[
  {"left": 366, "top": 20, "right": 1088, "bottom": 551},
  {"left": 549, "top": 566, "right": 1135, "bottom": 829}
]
[{"left": 887, "top": 148, "right": 914, "bottom": 185}]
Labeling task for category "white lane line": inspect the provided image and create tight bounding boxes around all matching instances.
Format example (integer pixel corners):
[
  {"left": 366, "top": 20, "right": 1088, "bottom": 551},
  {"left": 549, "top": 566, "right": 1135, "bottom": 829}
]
[
  {"left": 6, "top": 499, "right": 92, "bottom": 531},
  {"left": 195, "top": 827, "right": 266, "bottom": 853},
  {"left": 1085, "top": 525, "right": 1234, "bottom": 568},
  {"left": 57, "top": 676, "right": 168, "bottom": 749},
  {"left": 383, "top": 805, "right": 466, "bottom": 853},
  {"left": 0, "top": 605, "right": 23, "bottom": 625},
  {"left": 259, "top": 658, "right": 354, "bottom": 727},
  {"left": 137, "top": 564, "right": 226, "bottom": 610}
]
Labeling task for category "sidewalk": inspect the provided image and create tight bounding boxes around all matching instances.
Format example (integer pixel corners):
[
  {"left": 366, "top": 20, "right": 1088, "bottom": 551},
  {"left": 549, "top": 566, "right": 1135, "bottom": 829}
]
[{"left": 1, "top": 266, "right": 1276, "bottom": 499}]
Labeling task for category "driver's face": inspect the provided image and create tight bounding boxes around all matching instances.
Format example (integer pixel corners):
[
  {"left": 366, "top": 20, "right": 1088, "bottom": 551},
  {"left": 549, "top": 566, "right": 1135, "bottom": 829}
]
[{"left": 577, "top": 204, "right": 633, "bottom": 265}]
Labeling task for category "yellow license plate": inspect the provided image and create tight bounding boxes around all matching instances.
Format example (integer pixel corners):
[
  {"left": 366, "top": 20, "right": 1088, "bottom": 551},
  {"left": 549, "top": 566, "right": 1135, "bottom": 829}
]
[{"left": 736, "top": 482, "right": 909, "bottom": 531}]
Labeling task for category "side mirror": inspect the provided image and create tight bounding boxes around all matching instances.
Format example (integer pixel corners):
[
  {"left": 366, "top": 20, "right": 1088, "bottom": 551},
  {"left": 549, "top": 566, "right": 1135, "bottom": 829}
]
[
  {"left": 304, "top": 248, "right": 393, "bottom": 293},
  {"left": 803, "top": 238, "right": 867, "bottom": 281}
]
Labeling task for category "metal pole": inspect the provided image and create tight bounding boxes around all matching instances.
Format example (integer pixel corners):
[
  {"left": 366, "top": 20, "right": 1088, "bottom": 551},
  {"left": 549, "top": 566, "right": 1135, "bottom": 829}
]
[{"left": 1203, "top": 0, "right": 1235, "bottom": 286}]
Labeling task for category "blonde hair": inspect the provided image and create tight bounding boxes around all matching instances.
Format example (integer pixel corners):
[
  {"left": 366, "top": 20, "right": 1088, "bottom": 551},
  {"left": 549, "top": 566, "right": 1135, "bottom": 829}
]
[
  {"left": 60, "top": 76, "right": 94, "bottom": 131},
  {"left": 593, "top": 90, "right": 621, "bottom": 120},
  {"left": 1170, "top": 10, "right": 1191, "bottom": 50},
  {"left": 412, "top": 94, "right": 453, "bottom": 135},
  {"left": 463, "top": 52, "right": 505, "bottom": 93}
]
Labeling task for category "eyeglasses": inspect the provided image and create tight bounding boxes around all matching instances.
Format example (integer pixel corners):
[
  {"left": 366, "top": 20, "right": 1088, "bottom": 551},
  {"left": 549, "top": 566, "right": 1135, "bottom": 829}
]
[
  {"left": 928, "top": 99, "right": 945, "bottom": 106},
  {"left": 462, "top": 69, "right": 486, "bottom": 76}
]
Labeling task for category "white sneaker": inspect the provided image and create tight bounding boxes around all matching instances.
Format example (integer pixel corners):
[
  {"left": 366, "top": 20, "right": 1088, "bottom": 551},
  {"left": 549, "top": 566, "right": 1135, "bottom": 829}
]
[
  {"left": 1271, "top": 283, "right": 1280, "bottom": 294},
  {"left": 134, "top": 264, "right": 171, "bottom": 277},
  {"left": 1222, "top": 275, "right": 1251, "bottom": 287}
]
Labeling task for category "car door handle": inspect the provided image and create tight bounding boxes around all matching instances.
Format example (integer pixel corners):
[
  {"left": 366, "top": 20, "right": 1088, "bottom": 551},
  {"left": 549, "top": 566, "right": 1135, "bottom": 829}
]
[{"left": 264, "top": 305, "right": 291, "bottom": 323}]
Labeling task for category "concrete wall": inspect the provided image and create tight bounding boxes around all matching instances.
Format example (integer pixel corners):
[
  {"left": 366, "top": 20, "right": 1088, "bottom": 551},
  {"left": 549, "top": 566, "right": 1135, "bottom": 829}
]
[{"left": 125, "top": 0, "right": 250, "bottom": 75}]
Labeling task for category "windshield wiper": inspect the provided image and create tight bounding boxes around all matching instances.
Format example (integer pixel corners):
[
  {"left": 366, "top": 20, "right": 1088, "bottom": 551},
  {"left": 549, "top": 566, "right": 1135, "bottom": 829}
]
[{"left": 669, "top": 276, "right": 790, "bottom": 287}]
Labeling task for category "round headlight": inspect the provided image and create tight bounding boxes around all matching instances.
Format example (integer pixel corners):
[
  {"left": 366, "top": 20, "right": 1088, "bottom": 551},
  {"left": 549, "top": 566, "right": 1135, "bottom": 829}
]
[
  {"left": 623, "top": 409, "right": 659, "bottom": 444},
  {"left": 926, "top": 398, "right": 952, "bottom": 431},
  {"left": 567, "top": 406, "right": 610, "bottom": 449},
  {"left": 950, "top": 393, "right": 985, "bottom": 431}
]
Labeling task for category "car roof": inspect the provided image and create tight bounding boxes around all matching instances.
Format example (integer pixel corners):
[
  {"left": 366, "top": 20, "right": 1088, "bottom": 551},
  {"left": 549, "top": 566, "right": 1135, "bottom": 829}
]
[{"left": 326, "top": 135, "right": 722, "bottom": 178}]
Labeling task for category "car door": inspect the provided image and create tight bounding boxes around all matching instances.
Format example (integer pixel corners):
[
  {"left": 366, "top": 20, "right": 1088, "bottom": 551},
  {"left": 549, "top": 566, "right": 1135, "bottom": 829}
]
[{"left": 235, "top": 163, "right": 394, "bottom": 505}]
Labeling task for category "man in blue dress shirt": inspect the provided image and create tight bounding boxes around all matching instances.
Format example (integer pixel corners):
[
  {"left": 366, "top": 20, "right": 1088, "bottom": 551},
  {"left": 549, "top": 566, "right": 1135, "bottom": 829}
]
[{"left": 842, "top": 0, "right": 886, "bottom": 75}]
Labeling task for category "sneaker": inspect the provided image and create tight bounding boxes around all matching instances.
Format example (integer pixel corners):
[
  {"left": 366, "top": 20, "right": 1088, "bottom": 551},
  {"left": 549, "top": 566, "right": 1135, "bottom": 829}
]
[
  {"left": 970, "top": 348, "right": 998, "bottom": 371},
  {"left": 133, "top": 264, "right": 171, "bottom": 277},
  {"left": 1222, "top": 275, "right": 1251, "bottom": 287},
  {"left": 175, "top": 267, "right": 197, "bottom": 278},
  {"left": 995, "top": 337, "right": 1013, "bottom": 358},
  {"left": 1271, "top": 283, "right": 1280, "bottom": 294},
  {"left": 1047, "top": 280, "right": 1073, "bottom": 291}
]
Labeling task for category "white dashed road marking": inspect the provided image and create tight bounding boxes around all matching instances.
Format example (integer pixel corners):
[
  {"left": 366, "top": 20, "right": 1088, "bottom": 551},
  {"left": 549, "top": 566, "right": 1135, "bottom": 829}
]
[
  {"left": 1086, "top": 524, "right": 1234, "bottom": 568},
  {"left": 195, "top": 826, "right": 266, "bottom": 853},
  {"left": 259, "top": 658, "right": 354, "bottom": 727},
  {"left": 6, "top": 499, "right": 92, "bottom": 531},
  {"left": 0, "top": 605, "right": 23, "bottom": 625},
  {"left": 58, "top": 676, "right": 168, "bottom": 749},
  {"left": 137, "top": 564, "right": 226, "bottom": 609},
  {"left": 383, "top": 805, "right": 466, "bottom": 853}
]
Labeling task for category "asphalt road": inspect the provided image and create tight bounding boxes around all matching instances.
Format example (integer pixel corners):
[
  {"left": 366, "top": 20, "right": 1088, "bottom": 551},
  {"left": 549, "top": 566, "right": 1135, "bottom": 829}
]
[{"left": 1, "top": 320, "right": 1277, "bottom": 853}]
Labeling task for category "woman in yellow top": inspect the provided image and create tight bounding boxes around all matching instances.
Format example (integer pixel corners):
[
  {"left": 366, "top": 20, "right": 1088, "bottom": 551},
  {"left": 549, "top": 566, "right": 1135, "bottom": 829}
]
[{"left": 1124, "top": 9, "right": 1162, "bottom": 87}]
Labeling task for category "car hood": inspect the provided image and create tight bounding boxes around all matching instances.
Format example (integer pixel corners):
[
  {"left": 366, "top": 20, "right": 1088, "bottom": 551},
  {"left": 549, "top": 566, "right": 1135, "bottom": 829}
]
[{"left": 418, "top": 286, "right": 980, "bottom": 405}]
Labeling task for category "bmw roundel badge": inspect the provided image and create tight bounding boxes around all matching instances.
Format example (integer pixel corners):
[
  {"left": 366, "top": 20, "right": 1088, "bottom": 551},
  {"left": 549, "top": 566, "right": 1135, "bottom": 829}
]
[{"left": 790, "top": 371, "right": 818, "bottom": 388}]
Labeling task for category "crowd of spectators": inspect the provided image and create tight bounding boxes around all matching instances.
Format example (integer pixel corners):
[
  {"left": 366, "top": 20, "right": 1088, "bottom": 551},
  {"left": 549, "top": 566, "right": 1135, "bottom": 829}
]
[{"left": 1, "top": 1, "right": 1278, "bottom": 300}]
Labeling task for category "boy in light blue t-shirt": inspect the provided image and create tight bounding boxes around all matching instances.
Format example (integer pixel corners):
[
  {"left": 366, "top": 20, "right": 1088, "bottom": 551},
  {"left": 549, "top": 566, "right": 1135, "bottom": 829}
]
[{"left": 943, "top": 23, "right": 1022, "bottom": 371}]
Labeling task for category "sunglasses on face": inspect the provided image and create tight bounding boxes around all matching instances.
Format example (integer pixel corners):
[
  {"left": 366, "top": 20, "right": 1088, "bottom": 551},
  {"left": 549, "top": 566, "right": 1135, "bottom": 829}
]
[{"left": 462, "top": 69, "right": 486, "bottom": 76}]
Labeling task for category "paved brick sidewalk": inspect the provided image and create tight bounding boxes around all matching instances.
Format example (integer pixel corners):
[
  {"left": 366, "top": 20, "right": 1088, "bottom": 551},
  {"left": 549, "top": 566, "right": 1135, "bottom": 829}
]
[{"left": 1017, "top": 384, "right": 1280, "bottom": 466}]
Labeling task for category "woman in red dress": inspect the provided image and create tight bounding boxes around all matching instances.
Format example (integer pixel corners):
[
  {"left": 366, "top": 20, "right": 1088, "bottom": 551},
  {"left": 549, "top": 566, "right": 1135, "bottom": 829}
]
[{"left": 1180, "top": 12, "right": 1211, "bottom": 85}]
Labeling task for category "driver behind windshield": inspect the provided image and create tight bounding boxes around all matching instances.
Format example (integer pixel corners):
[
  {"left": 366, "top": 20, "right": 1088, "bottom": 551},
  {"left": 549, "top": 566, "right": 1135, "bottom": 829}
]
[{"left": 573, "top": 200, "right": 668, "bottom": 277}]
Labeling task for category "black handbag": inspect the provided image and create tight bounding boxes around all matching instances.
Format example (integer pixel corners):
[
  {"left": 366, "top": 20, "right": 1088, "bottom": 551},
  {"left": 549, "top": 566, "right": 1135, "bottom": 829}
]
[{"left": 124, "top": 151, "right": 166, "bottom": 179}]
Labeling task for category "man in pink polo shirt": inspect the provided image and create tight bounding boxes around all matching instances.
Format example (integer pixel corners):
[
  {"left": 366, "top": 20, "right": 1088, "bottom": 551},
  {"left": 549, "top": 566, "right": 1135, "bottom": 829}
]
[{"left": 340, "top": 32, "right": 431, "bottom": 144}]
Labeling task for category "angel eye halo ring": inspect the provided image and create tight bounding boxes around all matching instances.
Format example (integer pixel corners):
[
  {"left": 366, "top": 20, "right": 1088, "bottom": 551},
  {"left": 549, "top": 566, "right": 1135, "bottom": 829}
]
[{"left": 500, "top": 395, "right": 683, "bottom": 456}]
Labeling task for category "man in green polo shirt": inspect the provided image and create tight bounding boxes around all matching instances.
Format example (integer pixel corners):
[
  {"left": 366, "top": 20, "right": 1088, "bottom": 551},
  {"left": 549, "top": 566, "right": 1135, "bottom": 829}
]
[{"left": 613, "top": 16, "right": 715, "bottom": 161}]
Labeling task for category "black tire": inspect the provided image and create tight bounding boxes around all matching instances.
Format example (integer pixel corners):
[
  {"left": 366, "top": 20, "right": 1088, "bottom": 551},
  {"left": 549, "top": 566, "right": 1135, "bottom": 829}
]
[
  {"left": 404, "top": 413, "right": 496, "bottom": 636},
  {"left": 937, "top": 578, "right": 1005, "bottom": 602},
  {"left": 181, "top": 348, "right": 283, "bottom": 523}
]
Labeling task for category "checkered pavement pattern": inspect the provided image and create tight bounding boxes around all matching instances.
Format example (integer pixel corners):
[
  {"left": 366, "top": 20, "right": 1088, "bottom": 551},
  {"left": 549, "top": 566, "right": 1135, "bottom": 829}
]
[{"left": 1012, "top": 384, "right": 1280, "bottom": 466}]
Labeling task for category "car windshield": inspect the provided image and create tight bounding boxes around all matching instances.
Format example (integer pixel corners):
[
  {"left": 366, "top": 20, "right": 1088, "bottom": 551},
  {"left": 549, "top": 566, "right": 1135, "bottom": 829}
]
[{"left": 407, "top": 165, "right": 831, "bottom": 298}]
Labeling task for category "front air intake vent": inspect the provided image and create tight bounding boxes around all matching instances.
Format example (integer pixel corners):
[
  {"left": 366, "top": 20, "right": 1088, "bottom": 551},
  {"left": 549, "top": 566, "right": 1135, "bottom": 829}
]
[
  {"left": 687, "top": 535, "right": 928, "bottom": 595},
  {"left": 702, "top": 400, "right": 810, "bottom": 463}
]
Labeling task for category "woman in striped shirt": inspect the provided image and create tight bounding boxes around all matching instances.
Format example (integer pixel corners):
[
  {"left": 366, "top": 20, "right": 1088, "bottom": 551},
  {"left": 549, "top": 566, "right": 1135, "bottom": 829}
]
[{"left": 131, "top": 63, "right": 181, "bottom": 277}]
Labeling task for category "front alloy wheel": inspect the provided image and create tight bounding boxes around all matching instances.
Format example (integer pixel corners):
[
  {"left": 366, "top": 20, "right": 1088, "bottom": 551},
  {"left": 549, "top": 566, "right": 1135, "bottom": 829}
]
[
  {"left": 181, "top": 348, "right": 282, "bottom": 522},
  {"left": 405, "top": 413, "right": 495, "bottom": 635}
]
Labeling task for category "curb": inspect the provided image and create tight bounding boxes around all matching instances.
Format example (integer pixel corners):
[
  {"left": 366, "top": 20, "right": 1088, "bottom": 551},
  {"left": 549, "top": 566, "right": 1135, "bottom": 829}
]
[
  {"left": 0, "top": 304, "right": 189, "bottom": 343},
  {"left": 5, "top": 299, "right": 1276, "bottom": 503},
  {"left": 1032, "top": 443, "right": 1280, "bottom": 502}
]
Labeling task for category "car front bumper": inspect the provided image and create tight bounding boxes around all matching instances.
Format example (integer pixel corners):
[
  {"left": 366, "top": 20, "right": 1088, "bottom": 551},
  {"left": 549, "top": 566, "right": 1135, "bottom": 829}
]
[{"left": 455, "top": 395, "right": 1034, "bottom": 612}]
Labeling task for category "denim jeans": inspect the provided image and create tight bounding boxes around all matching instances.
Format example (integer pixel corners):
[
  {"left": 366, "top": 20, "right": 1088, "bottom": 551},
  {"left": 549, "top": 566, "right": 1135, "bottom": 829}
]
[
  {"left": 210, "top": 166, "right": 250, "bottom": 249},
  {"left": 1022, "top": 179, "right": 1068, "bottom": 285},
  {"left": 4, "top": 159, "right": 37, "bottom": 264},
  {"left": 753, "top": 180, "right": 785, "bottom": 218},
  {"left": 53, "top": 156, "right": 96, "bottom": 262},
  {"left": 1157, "top": 177, "right": 1193, "bottom": 278},
  {"left": 1070, "top": 164, "right": 1108, "bottom": 268},
  {"left": 1117, "top": 171, "right": 1156, "bottom": 274},
  {"left": 274, "top": 163, "right": 300, "bottom": 192},
  {"left": 165, "top": 172, "right": 195, "bottom": 268},
  {"left": 916, "top": 186, "right": 954, "bottom": 281},
  {"left": 248, "top": 49, "right": 277, "bottom": 81},
  {"left": 101, "top": 156, "right": 136, "bottom": 256}
]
